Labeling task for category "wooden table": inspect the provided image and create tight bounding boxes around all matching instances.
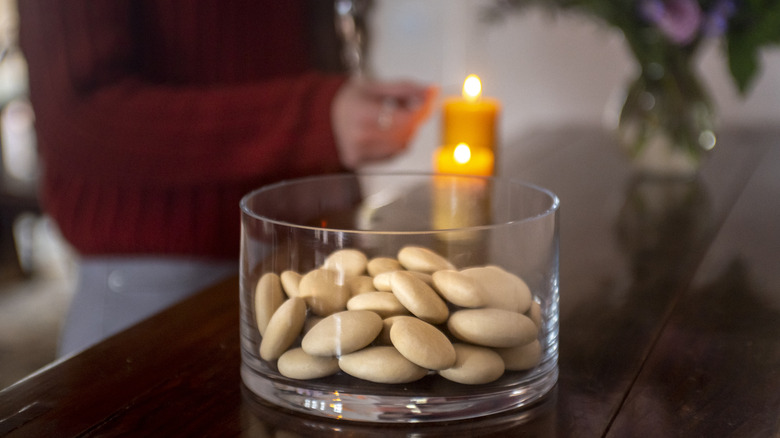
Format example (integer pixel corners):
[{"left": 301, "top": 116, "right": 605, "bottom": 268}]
[{"left": 2, "top": 126, "right": 778, "bottom": 437}]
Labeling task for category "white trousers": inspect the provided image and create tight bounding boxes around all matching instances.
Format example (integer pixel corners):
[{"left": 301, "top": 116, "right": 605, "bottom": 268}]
[{"left": 58, "top": 257, "right": 236, "bottom": 358}]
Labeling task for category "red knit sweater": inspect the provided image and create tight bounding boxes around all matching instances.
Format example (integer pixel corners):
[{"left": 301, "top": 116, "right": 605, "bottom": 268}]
[{"left": 19, "top": 0, "right": 348, "bottom": 260}]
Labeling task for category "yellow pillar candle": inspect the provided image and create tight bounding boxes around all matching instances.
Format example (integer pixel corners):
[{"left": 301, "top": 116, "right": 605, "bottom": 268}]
[
  {"left": 432, "top": 75, "right": 498, "bottom": 241},
  {"left": 441, "top": 74, "right": 500, "bottom": 153}
]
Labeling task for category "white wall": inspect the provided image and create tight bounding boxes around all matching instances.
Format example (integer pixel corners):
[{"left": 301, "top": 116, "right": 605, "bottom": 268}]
[{"left": 363, "top": 0, "right": 780, "bottom": 172}]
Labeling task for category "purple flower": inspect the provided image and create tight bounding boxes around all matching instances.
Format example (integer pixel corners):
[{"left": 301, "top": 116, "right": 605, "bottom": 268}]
[
  {"left": 702, "top": 0, "right": 737, "bottom": 37},
  {"left": 639, "top": 0, "right": 703, "bottom": 45}
]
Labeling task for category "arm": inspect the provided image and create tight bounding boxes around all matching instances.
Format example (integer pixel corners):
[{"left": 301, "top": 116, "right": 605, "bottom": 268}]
[{"left": 19, "top": 0, "right": 348, "bottom": 186}]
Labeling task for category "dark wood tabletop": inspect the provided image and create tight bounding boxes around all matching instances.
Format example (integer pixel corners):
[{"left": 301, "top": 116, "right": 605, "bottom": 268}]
[{"left": 1, "top": 125, "right": 778, "bottom": 437}]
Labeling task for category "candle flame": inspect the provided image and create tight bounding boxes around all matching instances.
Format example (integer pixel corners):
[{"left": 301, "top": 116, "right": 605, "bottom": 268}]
[
  {"left": 462, "top": 75, "right": 481, "bottom": 102},
  {"left": 453, "top": 143, "right": 471, "bottom": 164}
]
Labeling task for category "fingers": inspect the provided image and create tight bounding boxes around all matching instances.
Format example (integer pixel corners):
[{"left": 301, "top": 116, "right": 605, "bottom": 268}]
[
  {"left": 331, "top": 78, "right": 438, "bottom": 169},
  {"left": 376, "top": 98, "right": 398, "bottom": 131},
  {"left": 362, "top": 80, "right": 438, "bottom": 114},
  {"left": 370, "top": 82, "right": 438, "bottom": 136}
]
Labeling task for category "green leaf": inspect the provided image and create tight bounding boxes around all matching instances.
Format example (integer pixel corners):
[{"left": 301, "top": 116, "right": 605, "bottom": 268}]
[
  {"left": 725, "top": 0, "right": 780, "bottom": 94},
  {"left": 727, "top": 37, "right": 760, "bottom": 94}
]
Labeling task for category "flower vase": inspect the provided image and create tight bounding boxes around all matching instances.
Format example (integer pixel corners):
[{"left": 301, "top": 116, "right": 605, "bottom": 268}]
[{"left": 616, "top": 49, "right": 717, "bottom": 179}]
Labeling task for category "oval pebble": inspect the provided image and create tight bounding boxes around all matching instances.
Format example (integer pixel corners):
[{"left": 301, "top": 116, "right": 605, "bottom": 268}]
[
  {"left": 339, "top": 346, "right": 428, "bottom": 384},
  {"left": 252, "top": 246, "right": 549, "bottom": 387},
  {"left": 460, "top": 266, "right": 532, "bottom": 313},
  {"left": 298, "top": 269, "right": 350, "bottom": 316},
  {"left": 397, "top": 246, "right": 455, "bottom": 273},
  {"left": 301, "top": 310, "right": 382, "bottom": 356},
  {"left": 376, "top": 315, "right": 405, "bottom": 345},
  {"left": 322, "top": 249, "right": 367, "bottom": 277},
  {"left": 439, "top": 344, "right": 505, "bottom": 385},
  {"left": 280, "top": 270, "right": 302, "bottom": 298},
  {"left": 447, "top": 308, "right": 538, "bottom": 348},
  {"left": 347, "top": 275, "right": 376, "bottom": 296},
  {"left": 366, "top": 257, "right": 402, "bottom": 276},
  {"left": 302, "top": 315, "right": 323, "bottom": 335},
  {"left": 495, "top": 339, "right": 542, "bottom": 371},
  {"left": 347, "top": 292, "right": 409, "bottom": 318},
  {"left": 431, "top": 270, "right": 485, "bottom": 308},
  {"left": 390, "top": 271, "right": 449, "bottom": 324},
  {"left": 254, "top": 273, "right": 286, "bottom": 336},
  {"left": 408, "top": 270, "right": 434, "bottom": 286},
  {"left": 277, "top": 347, "right": 340, "bottom": 380},
  {"left": 372, "top": 271, "right": 393, "bottom": 291},
  {"left": 373, "top": 270, "right": 433, "bottom": 291},
  {"left": 525, "top": 300, "right": 542, "bottom": 328},
  {"left": 390, "top": 316, "right": 456, "bottom": 370},
  {"left": 259, "top": 297, "right": 307, "bottom": 361}
]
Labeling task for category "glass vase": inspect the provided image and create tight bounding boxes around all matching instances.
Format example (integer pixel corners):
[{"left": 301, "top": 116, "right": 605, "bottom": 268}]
[
  {"left": 616, "top": 48, "right": 717, "bottom": 179},
  {"left": 240, "top": 173, "right": 560, "bottom": 423}
]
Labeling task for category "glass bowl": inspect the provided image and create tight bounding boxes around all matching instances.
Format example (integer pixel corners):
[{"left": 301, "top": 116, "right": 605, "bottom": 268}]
[{"left": 239, "top": 173, "right": 559, "bottom": 423}]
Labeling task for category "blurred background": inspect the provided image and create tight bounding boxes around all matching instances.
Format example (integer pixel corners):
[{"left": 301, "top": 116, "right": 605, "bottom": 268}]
[
  {"left": 0, "top": 0, "right": 75, "bottom": 388},
  {"left": 0, "top": 0, "right": 777, "bottom": 388},
  {"left": 363, "top": 0, "right": 780, "bottom": 173}
]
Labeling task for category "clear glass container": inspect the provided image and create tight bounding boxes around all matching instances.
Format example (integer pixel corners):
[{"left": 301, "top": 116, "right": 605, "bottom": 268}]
[{"left": 240, "top": 173, "right": 559, "bottom": 423}]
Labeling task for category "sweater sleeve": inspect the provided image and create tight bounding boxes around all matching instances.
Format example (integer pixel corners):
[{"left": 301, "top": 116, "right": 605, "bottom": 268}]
[{"left": 18, "top": 0, "right": 349, "bottom": 187}]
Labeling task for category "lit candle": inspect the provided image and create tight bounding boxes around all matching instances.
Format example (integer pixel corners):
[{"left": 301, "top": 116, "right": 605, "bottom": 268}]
[
  {"left": 435, "top": 75, "right": 500, "bottom": 176},
  {"left": 442, "top": 74, "right": 500, "bottom": 153},
  {"left": 432, "top": 75, "right": 498, "bottom": 240}
]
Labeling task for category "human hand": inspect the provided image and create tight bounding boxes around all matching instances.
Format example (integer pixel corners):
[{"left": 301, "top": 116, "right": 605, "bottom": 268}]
[{"left": 331, "top": 78, "right": 438, "bottom": 169}]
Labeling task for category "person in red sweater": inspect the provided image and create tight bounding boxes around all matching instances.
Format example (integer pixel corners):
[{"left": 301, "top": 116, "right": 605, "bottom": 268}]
[{"left": 18, "top": 1, "right": 436, "bottom": 356}]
